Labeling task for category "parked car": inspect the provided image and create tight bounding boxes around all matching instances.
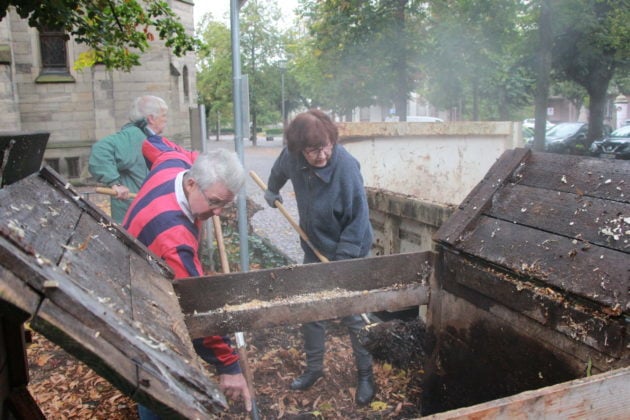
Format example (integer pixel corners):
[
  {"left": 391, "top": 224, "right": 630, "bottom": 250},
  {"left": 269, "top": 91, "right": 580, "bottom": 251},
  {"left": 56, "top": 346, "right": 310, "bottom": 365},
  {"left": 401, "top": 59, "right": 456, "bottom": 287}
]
[
  {"left": 589, "top": 124, "right": 630, "bottom": 160},
  {"left": 541, "top": 122, "right": 590, "bottom": 153},
  {"left": 522, "top": 118, "right": 555, "bottom": 129},
  {"left": 407, "top": 116, "right": 444, "bottom": 122}
]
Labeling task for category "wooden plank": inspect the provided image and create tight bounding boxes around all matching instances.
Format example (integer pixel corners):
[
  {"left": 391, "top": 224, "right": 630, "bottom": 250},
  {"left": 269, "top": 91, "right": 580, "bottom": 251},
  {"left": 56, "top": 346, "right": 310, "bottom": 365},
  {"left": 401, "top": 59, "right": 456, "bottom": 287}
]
[
  {"left": 32, "top": 287, "right": 227, "bottom": 419},
  {"left": 456, "top": 216, "right": 628, "bottom": 312},
  {"left": 488, "top": 183, "right": 630, "bottom": 253},
  {"left": 5, "top": 386, "right": 46, "bottom": 420},
  {"left": 426, "top": 366, "right": 630, "bottom": 420},
  {"left": 38, "top": 167, "right": 173, "bottom": 279},
  {"left": 0, "top": 131, "right": 49, "bottom": 187},
  {"left": 58, "top": 211, "right": 132, "bottom": 310},
  {"left": 433, "top": 148, "right": 530, "bottom": 246},
  {"left": 0, "top": 264, "right": 42, "bottom": 317},
  {"left": 175, "top": 252, "right": 434, "bottom": 314},
  {"left": 440, "top": 251, "right": 627, "bottom": 359},
  {"left": 516, "top": 152, "right": 630, "bottom": 204},
  {"left": 0, "top": 174, "right": 82, "bottom": 274},
  {"left": 128, "top": 252, "right": 195, "bottom": 356},
  {"left": 185, "top": 283, "right": 430, "bottom": 337}
]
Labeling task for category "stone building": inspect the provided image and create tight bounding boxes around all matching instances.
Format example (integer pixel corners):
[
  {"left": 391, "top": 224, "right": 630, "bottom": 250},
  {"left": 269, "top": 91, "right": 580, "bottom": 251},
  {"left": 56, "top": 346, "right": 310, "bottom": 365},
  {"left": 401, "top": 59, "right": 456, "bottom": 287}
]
[{"left": 0, "top": 1, "right": 197, "bottom": 180}]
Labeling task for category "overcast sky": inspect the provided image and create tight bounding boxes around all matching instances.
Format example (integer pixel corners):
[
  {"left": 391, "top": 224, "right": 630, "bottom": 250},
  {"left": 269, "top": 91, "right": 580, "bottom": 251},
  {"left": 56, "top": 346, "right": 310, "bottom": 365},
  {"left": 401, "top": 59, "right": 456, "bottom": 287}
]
[{"left": 194, "top": 0, "right": 299, "bottom": 27}]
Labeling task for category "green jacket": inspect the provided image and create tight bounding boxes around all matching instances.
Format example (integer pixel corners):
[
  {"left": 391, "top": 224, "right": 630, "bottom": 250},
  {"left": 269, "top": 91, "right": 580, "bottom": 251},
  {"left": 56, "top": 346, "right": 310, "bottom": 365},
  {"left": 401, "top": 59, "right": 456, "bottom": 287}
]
[{"left": 88, "top": 124, "right": 149, "bottom": 223}]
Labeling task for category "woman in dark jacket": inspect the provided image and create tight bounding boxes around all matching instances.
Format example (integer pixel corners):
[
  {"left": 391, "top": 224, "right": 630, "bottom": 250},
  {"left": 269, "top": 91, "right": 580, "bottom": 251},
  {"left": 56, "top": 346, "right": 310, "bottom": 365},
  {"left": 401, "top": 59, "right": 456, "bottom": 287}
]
[{"left": 264, "top": 109, "right": 375, "bottom": 406}]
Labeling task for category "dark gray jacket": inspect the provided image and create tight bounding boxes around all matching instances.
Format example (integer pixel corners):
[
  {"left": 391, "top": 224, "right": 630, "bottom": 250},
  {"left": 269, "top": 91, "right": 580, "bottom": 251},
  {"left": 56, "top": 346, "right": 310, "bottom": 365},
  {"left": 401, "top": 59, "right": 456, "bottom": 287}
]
[{"left": 267, "top": 144, "right": 373, "bottom": 263}]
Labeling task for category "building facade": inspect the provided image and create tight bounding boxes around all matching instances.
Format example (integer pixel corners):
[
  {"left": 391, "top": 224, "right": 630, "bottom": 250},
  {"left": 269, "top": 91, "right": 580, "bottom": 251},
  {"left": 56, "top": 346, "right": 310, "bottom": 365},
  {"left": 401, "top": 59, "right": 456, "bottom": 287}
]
[{"left": 0, "top": 1, "right": 197, "bottom": 180}]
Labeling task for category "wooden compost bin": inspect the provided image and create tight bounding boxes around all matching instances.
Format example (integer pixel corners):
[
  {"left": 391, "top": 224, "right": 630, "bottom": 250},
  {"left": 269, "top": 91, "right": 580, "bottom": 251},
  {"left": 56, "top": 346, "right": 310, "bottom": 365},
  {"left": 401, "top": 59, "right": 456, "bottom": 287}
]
[
  {"left": 0, "top": 165, "right": 228, "bottom": 419},
  {"left": 425, "top": 148, "right": 629, "bottom": 416}
]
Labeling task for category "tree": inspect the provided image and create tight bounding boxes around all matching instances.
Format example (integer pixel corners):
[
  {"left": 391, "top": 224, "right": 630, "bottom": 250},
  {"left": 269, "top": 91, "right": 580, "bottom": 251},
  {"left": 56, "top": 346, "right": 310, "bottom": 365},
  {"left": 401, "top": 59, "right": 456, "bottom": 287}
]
[
  {"left": 240, "top": 0, "right": 284, "bottom": 143},
  {"left": 424, "top": 0, "right": 532, "bottom": 121},
  {"left": 1, "top": 0, "right": 198, "bottom": 71},
  {"left": 196, "top": 16, "right": 234, "bottom": 136},
  {"left": 551, "top": 0, "right": 630, "bottom": 144},
  {"left": 298, "top": 0, "right": 425, "bottom": 119}
]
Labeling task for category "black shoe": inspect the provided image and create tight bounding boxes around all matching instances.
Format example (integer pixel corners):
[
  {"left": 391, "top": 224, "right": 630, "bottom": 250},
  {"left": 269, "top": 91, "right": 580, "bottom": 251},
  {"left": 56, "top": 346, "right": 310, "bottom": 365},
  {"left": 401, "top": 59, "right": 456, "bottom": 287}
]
[
  {"left": 290, "top": 370, "right": 323, "bottom": 390},
  {"left": 355, "top": 373, "right": 375, "bottom": 406}
]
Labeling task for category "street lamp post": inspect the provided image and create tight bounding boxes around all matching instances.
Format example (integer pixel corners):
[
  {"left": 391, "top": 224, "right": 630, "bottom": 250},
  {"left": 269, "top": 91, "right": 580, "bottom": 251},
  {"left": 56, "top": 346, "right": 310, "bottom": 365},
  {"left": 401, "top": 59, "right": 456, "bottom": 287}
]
[{"left": 279, "top": 60, "right": 286, "bottom": 132}]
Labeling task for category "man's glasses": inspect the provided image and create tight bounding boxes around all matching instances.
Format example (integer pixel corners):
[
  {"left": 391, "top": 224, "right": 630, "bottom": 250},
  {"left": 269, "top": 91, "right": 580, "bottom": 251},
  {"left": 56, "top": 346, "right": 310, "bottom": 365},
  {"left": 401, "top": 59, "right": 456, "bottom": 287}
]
[
  {"left": 303, "top": 143, "right": 333, "bottom": 157},
  {"left": 198, "top": 184, "right": 232, "bottom": 208}
]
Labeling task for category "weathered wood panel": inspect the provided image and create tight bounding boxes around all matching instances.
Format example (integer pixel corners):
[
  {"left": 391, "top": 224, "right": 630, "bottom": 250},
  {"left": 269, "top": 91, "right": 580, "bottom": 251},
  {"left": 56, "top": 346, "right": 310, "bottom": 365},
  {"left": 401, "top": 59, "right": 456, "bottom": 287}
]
[
  {"left": 514, "top": 151, "right": 630, "bottom": 203},
  {"left": 490, "top": 183, "right": 629, "bottom": 252},
  {"left": 0, "top": 169, "right": 227, "bottom": 418},
  {"left": 426, "top": 366, "right": 630, "bottom": 420},
  {"left": 456, "top": 216, "right": 627, "bottom": 312},
  {"left": 440, "top": 251, "right": 627, "bottom": 361},
  {"left": 176, "top": 252, "right": 434, "bottom": 311},
  {"left": 0, "top": 132, "right": 49, "bottom": 188},
  {"left": 176, "top": 252, "right": 434, "bottom": 337},
  {"left": 186, "top": 283, "right": 429, "bottom": 338}
]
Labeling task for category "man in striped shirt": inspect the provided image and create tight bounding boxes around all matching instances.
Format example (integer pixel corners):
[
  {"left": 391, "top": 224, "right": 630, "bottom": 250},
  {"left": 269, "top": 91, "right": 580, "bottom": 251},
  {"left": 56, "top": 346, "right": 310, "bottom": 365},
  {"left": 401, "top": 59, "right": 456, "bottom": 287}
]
[{"left": 123, "top": 135, "right": 251, "bottom": 417}]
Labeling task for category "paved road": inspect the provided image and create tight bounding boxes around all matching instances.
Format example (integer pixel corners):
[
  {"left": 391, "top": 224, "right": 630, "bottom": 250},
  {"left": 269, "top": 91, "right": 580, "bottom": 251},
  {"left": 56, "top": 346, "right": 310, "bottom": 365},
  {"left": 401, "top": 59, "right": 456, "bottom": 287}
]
[{"left": 205, "top": 135, "right": 304, "bottom": 263}]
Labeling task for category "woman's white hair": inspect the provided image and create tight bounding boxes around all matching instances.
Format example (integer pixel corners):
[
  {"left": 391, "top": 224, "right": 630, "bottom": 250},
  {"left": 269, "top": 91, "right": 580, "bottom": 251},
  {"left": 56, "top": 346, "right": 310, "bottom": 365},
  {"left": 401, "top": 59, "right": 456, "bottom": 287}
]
[
  {"left": 190, "top": 149, "right": 245, "bottom": 195},
  {"left": 129, "top": 96, "right": 168, "bottom": 123}
]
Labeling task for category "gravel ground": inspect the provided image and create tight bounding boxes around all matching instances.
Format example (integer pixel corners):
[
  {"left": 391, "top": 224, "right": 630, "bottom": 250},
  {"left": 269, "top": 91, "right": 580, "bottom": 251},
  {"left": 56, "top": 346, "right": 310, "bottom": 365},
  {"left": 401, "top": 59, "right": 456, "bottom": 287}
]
[{"left": 205, "top": 135, "right": 305, "bottom": 264}]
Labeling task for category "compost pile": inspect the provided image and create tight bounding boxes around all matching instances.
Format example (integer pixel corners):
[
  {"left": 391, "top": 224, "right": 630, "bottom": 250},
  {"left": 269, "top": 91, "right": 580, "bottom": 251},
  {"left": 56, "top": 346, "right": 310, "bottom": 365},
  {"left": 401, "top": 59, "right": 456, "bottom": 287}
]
[
  {"left": 27, "top": 323, "right": 424, "bottom": 419},
  {"left": 25, "top": 191, "right": 426, "bottom": 419}
]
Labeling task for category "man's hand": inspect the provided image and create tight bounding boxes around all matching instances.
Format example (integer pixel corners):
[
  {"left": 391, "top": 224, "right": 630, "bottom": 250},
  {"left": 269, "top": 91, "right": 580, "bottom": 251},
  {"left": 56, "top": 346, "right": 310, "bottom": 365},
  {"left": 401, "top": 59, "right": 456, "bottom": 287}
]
[
  {"left": 219, "top": 373, "right": 252, "bottom": 411},
  {"left": 264, "top": 189, "right": 283, "bottom": 208},
  {"left": 112, "top": 184, "right": 130, "bottom": 200}
]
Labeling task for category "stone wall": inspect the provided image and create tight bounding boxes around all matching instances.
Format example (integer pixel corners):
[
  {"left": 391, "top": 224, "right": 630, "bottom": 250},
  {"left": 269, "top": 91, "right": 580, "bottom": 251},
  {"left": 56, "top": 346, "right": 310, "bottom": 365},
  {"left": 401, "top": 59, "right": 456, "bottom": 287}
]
[{"left": 0, "top": 1, "right": 197, "bottom": 180}]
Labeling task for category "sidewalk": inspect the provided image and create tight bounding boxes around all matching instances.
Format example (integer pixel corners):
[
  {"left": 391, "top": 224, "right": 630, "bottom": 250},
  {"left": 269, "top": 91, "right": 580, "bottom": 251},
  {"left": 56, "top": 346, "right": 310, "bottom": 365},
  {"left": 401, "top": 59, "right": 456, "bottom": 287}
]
[{"left": 205, "top": 135, "right": 304, "bottom": 264}]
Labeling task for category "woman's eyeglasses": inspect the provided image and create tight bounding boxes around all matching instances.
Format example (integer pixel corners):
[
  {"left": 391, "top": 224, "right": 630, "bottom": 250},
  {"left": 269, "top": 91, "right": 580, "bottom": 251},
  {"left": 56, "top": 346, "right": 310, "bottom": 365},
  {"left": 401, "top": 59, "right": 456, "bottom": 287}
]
[{"left": 303, "top": 143, "right": 333, "bottom": 157}]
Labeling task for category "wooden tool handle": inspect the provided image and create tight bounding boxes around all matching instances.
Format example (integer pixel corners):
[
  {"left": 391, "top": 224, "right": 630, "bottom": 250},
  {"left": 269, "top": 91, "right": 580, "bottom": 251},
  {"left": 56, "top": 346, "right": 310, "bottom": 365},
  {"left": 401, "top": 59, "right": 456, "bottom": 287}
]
[
  {"left": 95, "top": 187, "right": 137, "bottom": 198},
  {"left": 249, "top": 171, "right": 329, "bottom": 263}
]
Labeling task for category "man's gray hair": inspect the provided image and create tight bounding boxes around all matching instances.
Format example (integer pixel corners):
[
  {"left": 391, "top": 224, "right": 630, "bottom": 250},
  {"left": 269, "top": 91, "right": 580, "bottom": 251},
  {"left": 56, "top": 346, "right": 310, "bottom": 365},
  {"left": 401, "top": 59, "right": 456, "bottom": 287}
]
[
  {"left": 191, "top": 149, "right": 245, "bottom": 194},
  {"left": 129, "top": 95, "right": 168, "bottom": 123}
]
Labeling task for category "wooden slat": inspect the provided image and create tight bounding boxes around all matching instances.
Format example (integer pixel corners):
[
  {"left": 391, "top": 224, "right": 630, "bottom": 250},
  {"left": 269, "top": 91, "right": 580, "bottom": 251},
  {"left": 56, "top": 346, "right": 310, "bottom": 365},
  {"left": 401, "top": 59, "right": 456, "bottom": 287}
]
[
  {"left": 455, "top": 216, "right": 627, "bottom": 312},
  {"left": 426, "top": 366, "right": 630, "bottom": 420},
  {"left": 0, "top": 174, "right": 82, "bottom": 273},
  {"left": 433, "top": 148, "right": 530, "bottom": 246},
  {"left": 440, "top": 251, "right": 627, "bottom": 359},
  {"left": 175, "top": 252, "right": 434, "bottom": 314},
  {"left": 38, "top": 167, "right": 173, "bottom": 279},
  {"left": 58, "top": 211, "right": 132, "bottom": 309},
  {"left": 128, "top": 252, "right": 195, "bottom": 356},
  {"left": 488, "top": 183, "right": 630, "bottom": 253},
  {"left": 185, "top": 283, "right": 430, "bottom": 337},
  {"left": 515, "top": 152, "right": 630, "bottom": 204}
]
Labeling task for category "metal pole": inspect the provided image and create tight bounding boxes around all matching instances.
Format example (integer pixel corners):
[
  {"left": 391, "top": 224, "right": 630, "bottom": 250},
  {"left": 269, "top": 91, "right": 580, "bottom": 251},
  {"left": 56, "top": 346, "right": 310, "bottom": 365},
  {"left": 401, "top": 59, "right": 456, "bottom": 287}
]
[
  {"left": 281, "top": 70, "right": 285, "bottom": 129},
  {"left": 230, "top": 3, "right": 260, "bottom": 419},
  {"left": 230, "top": 0, "right": 249, "bottom": 273},
  {"left": 199, "top": 104, "right": 215, "bottom": 272}
]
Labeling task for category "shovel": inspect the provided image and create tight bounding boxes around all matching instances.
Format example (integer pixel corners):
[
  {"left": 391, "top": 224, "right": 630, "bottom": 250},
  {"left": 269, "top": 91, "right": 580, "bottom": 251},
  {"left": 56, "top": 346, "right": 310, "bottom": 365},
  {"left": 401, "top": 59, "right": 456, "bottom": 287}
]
[
  {"left": 92, "top": 186, "right": 137, "bottom": 198},
  {"left": 212, "top": 215, "right": 260, "bottom": 420},
  {"left": 249, "top": 171, "right": 372, "bottom": 326}
]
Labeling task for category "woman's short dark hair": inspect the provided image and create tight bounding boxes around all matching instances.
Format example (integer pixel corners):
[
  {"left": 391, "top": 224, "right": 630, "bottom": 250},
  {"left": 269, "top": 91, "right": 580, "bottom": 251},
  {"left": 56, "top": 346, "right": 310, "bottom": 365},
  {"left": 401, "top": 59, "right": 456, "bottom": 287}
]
[{"left": 285, "top": 109, "right": 338, "bottom": 154}]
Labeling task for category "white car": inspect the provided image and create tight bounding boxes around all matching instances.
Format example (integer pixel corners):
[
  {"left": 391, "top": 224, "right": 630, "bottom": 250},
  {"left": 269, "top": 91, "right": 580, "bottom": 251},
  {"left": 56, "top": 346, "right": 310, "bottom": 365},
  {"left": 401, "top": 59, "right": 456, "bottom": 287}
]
[{"left": 407, "top": 116, "right": 444, "bottom": 122}]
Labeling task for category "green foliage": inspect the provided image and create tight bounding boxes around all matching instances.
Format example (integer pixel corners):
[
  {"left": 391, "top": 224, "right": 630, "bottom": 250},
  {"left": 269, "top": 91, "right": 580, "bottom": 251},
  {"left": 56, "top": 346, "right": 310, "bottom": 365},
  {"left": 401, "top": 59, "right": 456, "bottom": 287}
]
[
  {"left": 196, "top": 17, "right": 234, "bottom": 129},
  {"left": 424, "top": 0, "right": 533, "bottom": 120},
  {"left": 297, "top": 0, "right": 426, "bottom": 117},
  {"left": 3, "top": 0, "right": 199, "bottom": 72},
  {"left": 550, "top": 0, "right": 629, "bottom": 142}
]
